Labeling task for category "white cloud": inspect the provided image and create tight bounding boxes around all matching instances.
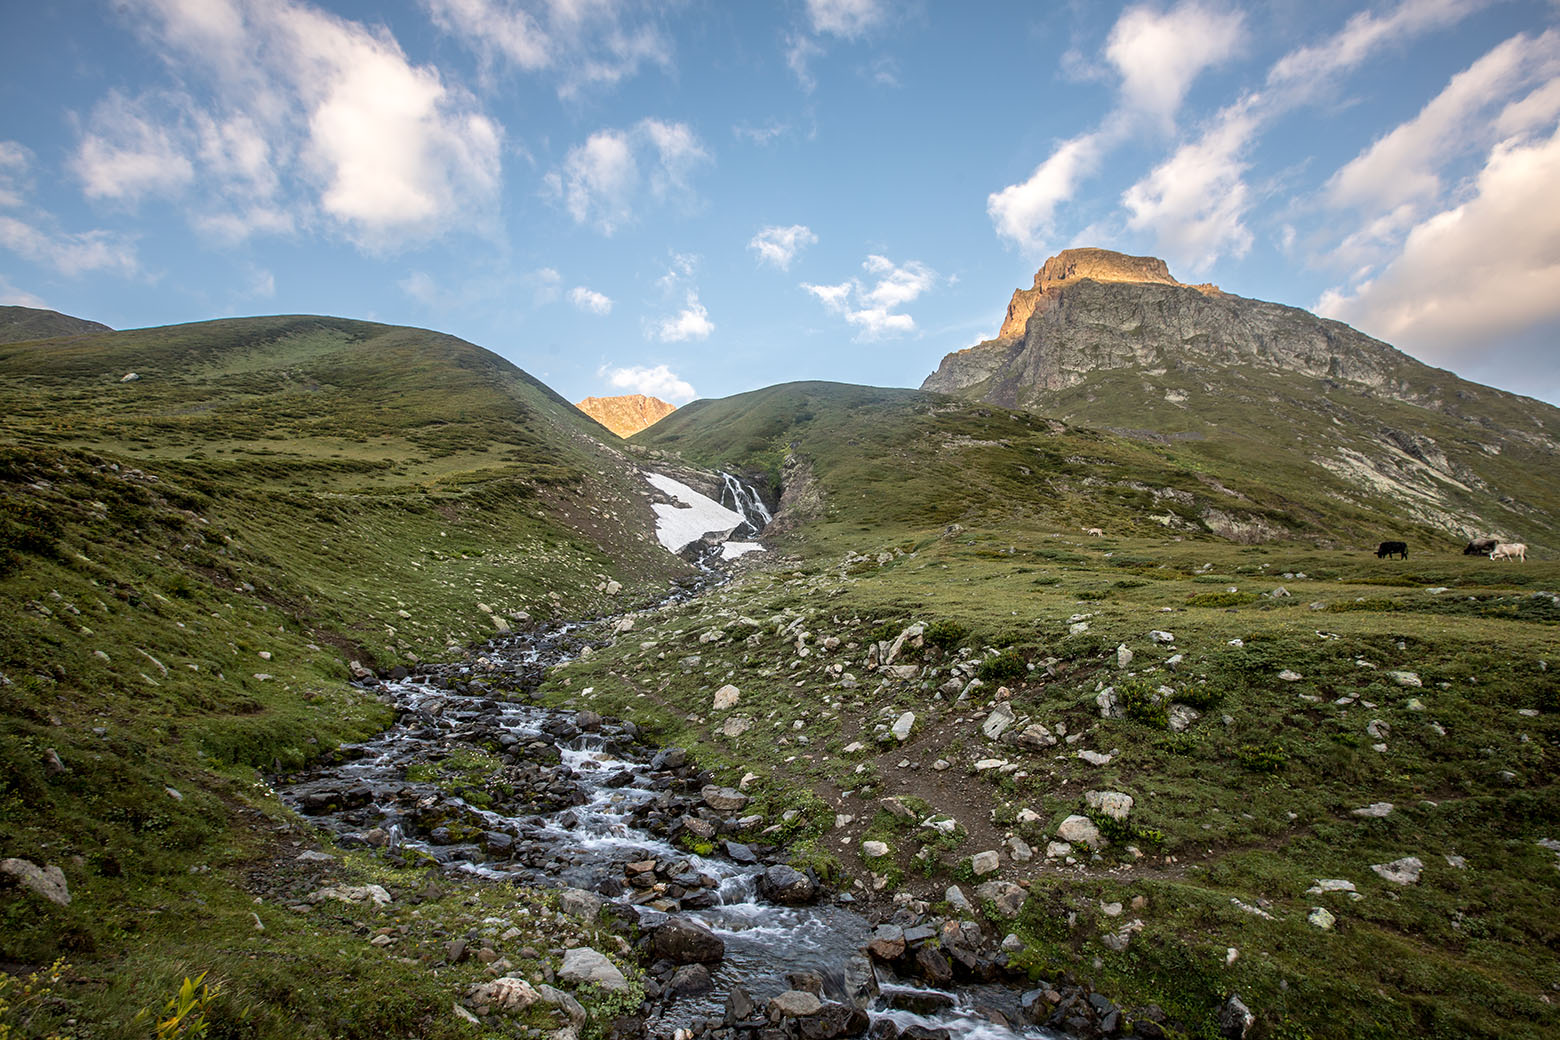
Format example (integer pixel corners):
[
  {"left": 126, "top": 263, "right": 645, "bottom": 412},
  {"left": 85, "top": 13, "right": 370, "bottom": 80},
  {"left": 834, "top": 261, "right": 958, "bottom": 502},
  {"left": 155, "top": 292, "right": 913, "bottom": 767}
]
[
  {"left": 0, "top": 217, "right": 140, "bottom": 278},
  {"left": 0, "top": 142, "right": 33, "bottom": 209},
  {"left": 1105, "top": 3, "right": 1245, "bottom": 129},
  {"left": 652, "top": 294, "right": 713, "bottom": 341},
  {"left": 748, "top": 224, "right": 817, "bottom": 270},
  {"left": 245, "top": 265, "right": 276, "bottom": 298},
  {"left": 1326, "top": 31, "right": 1559, "bottom": 212},
  {"left": 549, "top": 119, "right": 708, "bottom": 234},
  {"left": 600, "top": 362, "right": 696, "bottom": 403},
  {"left": 93, "top": 0, "right": 503, "bottom": 249},
  {"left": 987, "top": 133, "right": 1108, "bottom": 254},
  {"left": 1268, "top": 0, "right": 1487, "bottom": 95},
  {"left": 0, "top": 277, "right": 46, "bottom": 308},
  {"left": 1122, "top": 105, "right": 1257, "bottom": 271},
  {"left": 806, "top": 0, "right": 885, "bottom": 39},
  {"left": 1317, "top": 124, "right": 1560, "bottom": 364},
  {"left": 420, "top": 0, "right": 672, "bottom": 98},
  {"left": 785, "top": 32, "right": 824, "bottom": 92},
  {"left": 802, "top": 254, "right": 937, "bottom": 339},
  {"left": 70, "top": 90, "right": 196, "bottom": 203},
  {"left": 569, "top": 285, "right": 613, "bottom": 314}
]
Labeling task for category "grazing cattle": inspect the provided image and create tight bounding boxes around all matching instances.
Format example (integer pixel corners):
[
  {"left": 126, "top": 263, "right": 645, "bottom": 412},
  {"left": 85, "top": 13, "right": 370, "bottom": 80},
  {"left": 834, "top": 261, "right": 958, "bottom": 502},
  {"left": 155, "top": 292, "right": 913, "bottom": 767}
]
[
  {"left": 1490, "top": 542, "right": 1527, "bottom": 562},
  {"left": 1375, "top": 541, "right": 1408, "bottom": 559},
  {"left": 1463, "top": 538, "right": 1498, "bottom": 556},
  {"left": 1083, "top": 527, "right": 1105, "bottom": 537}
]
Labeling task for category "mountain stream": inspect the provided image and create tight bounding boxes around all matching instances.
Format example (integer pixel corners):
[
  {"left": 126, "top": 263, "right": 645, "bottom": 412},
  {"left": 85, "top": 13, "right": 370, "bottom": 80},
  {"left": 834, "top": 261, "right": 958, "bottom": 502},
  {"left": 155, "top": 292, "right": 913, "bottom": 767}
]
[{"left": 279, "top": 475, "right": 1067, "bottom": 1040}]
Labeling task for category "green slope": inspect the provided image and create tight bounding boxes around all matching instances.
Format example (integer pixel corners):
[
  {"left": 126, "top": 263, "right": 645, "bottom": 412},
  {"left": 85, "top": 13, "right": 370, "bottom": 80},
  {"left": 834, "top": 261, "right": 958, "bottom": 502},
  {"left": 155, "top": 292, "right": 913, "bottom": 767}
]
[
  {"left": 0, "top": 313, "right": 687, "bottom": 1035},
  {"left": 0, "top": 305, "right": 111, "bottom": 344}
]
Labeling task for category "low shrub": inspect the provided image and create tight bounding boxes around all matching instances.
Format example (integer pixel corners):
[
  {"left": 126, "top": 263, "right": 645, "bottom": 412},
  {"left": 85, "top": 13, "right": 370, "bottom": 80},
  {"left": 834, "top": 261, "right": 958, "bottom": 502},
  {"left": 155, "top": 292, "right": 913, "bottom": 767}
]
[{"left": 976, "top": 650, "right": 1027, "bottom": 685}]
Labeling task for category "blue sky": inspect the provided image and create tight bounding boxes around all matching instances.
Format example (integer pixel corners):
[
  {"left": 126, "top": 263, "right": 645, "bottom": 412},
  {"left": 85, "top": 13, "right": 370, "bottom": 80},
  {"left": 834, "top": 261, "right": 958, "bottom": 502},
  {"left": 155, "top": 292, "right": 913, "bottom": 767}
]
[{"left": 3, "top": 0, "right": 1558, "bottom": 406}]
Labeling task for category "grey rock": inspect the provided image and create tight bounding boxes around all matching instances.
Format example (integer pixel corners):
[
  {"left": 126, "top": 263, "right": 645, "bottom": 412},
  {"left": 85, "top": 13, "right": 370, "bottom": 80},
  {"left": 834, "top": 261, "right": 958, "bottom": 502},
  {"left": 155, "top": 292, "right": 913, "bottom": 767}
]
[
  {"left": 974, "top": 880, "right": 1026, "bottom": 916},
  {"left": 652, "top": 916, "right": 726, "bottom": 964},
  {"left": 0, "top": 858, "right": 69, "bottom": 906},
  {"left": 760, "top": 864, "right": 818, "bottom": 904},
  {"left": 981, "top": 703, "right": 1016, "bottom": 740},
  {"left": 1218, "top": 993, "right": 1255, "bottom": 1039},
  {"left": 1371, "top": 856, "right": 1424, "bottom": 885},
  {"left": 558, "top": 947, "right": 630, "bottom": 993},
  {"left": 701, "top": 785, "right": 748, "bottom": 812}
]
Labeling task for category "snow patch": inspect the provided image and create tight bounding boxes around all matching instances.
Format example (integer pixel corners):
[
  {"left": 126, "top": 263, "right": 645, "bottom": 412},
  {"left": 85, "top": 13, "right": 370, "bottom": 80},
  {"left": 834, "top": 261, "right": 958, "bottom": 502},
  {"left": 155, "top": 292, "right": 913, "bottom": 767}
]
[
  {"left": 721, "top": 541, "right": 765, "bottom": 560},
  {"left": 644, "top": 473, "right": 745, "bottom": 553}
]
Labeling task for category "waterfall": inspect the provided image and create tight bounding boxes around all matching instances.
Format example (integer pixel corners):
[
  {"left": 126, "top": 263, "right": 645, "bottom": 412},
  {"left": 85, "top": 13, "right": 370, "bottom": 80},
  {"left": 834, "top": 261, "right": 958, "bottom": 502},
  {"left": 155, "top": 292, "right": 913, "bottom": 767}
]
[{"left": 719, "top": 472, "right": 773, "bottom": 539}]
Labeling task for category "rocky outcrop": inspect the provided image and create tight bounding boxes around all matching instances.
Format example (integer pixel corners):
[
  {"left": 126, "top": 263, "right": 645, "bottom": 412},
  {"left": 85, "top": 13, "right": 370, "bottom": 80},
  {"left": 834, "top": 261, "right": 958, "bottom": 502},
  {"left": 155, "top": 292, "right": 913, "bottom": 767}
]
[
  {"left": 576, "top": 394, "right": 677, "bottom": 438},
  {"left": 926, "top": 249, "right": 1399, "bottom": 402}
]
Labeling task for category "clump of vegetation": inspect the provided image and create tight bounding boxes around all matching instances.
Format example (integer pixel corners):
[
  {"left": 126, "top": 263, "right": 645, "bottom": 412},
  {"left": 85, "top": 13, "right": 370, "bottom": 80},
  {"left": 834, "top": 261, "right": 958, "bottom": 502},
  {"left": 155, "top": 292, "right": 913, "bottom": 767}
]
[
  {"left": 1118, "top": 678, "right": 1170, "bottom": 729},
  {"left": 923, "top": 618, "right": 970, "bottom": 654},
  {"left": 976, "top": 650, "right": 1027, "bottom": 684},
  {"left": 1186, "top": 590, "right": 1258, "bottom": 607},
  {"left": 1237, "top": 743, "right": 1289, "bottom": 773}
]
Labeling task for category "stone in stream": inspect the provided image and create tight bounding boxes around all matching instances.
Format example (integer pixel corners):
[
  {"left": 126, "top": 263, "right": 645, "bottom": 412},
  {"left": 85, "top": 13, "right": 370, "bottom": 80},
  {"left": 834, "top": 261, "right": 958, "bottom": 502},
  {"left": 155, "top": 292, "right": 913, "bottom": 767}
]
[
  {"left": 651, "top": 916, "right": 726, "bottom": 964},
  {"left": 559, "top": 887, "right": 604, "bottom": 920},
  {"left": 912, "top": 944, "right": 954, "bottom": 986},
  {"left": 840, "top": 953, "right": 879, "bottom": 1008},
  {"left": 724, "top": 986, "right": 758, "bottom": 1025},
  {"left": 867, "top": 924, "right": 906, "bottom": 960},
  {"left": 559, "top": 947, "right": 630, "bottom": 994},
  {"left": 799, "top": 1003, "right": 870, "bottom": 1040},
  {"left": 666, "top": 963, "right": 714, "bottom": 998},
  {"left": 724, "top": 839, "right": 758, "bottom": 863},
  {"left": 759, "top": 864, "right": 819, "bottom": 904},
  {"left": 769, "top": 990, "right": 823, "bottom": 1020}
]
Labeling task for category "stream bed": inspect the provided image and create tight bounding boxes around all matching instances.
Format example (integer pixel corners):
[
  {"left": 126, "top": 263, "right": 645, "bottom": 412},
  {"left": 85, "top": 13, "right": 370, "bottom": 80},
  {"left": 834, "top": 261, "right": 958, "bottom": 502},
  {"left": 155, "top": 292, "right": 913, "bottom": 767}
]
[{"left": 277, "top": 544, "right": 1106, "bottom": 1039}]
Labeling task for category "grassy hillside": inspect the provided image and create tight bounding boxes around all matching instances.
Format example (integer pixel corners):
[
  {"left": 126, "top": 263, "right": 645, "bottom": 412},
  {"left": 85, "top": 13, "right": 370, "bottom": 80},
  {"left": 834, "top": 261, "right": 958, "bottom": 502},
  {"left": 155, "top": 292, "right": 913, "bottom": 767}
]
[
  {"left": 600, "top": 381, "right": 1560, "bottom": 1038},
  {"left": 0, "top": 306, "right": 111, "bottom": 344},
  {"left": 0, "top": 314, "right": 688, "bottom": 1036}
]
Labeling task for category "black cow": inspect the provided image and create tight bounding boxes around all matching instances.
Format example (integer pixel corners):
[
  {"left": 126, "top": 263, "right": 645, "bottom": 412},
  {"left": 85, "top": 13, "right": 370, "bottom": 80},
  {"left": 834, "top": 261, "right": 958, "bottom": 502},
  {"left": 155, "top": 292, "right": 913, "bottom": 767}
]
[
  {"left": 1463, "top": 538, "right": 1498, "bottom": 556},
  {"left": 1376, "top": 541, "right": 1408, "bottom": 559}
]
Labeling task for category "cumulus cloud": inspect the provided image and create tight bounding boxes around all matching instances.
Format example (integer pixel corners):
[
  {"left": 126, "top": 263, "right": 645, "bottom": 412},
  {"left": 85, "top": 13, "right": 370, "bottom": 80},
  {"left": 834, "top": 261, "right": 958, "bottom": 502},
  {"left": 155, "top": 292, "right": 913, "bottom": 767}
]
[
  {"left": 1122, "top": 104, "right": 1257, "bottom": 272},
  {"left": 1316, "top": 124, "right": 1560, "bottom": 365},
  {"left": 420, "top": 0, "right": 672, "bottom": 98},
  {"left": 83, "top": 0, "right": 503, "bottom": 249},
  {"left": 987, "top": 134, "right": 1108, "bottom": 254},
  {"left": 1104, "top": 3, "right": 1245, "bottom": 129},
  {"left": 802, "top": 254, "right": 937, "bottom": 339},
  {"left": 652, "top": 295, "right": 713, "bottom": 341},
  {"left": 988, "top": 1, "right": 1243, "bottom": 253},
  {"left": 569, "top": 285, "right": 613, "bottom": 314},
  {"left": 748, "top": 224, "right": 817, "bottom": 270},
  {"left": 0, "top": 142, "right": 33, "bottom": 209},
  {"left": 599, "top": 362, "right": 696, "bottom": 403},
  {"left": 547, "top": 118, "right": 708, "bottom": 234}
]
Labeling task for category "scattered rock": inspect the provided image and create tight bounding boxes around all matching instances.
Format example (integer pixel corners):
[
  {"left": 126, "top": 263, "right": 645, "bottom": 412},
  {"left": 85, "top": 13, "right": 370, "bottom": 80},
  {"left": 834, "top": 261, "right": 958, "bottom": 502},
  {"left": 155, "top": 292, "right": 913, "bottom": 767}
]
[
  {"left": 1149, "top": 630, "right": 1174, "bottom": 643},
  {"left": 1371, "top": 857, "right": 1424, "bottom": 885},
  {"left": 1116, "top": 644, "right": 1134, "bottom": 668},
  {"left": 468, "top": 976, "right": 540, "bottom": 1014},
  {"left": 1388, "top": 671, "right": 1422, "bottom": 687},
  {"left": 970, "top": 850, "right": 1000, "bottom": 876},
  {"left": 974, "top": 880, "right": 1026, "bottom": 916},
  {"left": 981, "top": 703, "right": 1016, "bottom": 739},
  {"left": 701, "top": 785, "right": 748, "bottom": 812},
  {"left": 1351, "top": 802, "right": 1394, "bottom": 818},
  {"left": 891, "top": 712, "right": 915, "bottom": 741},
  {"left": 1057, "top": 815, "right": 1103, "bottom": 849},
  {"left": 1308, "top": 907, "right": 1336, "bottom": 930},
  {"left": 713, "top": 684, "right": 741, "bottom": 710},
  {"left": 1077, "top": 749, "right": 1112, "bottom": 766},
  {"left": 1084, "top": 790, "right": 1134, "bottom": 821},
  {"left": 862, "top": 840, "right": 890, "bottom": 858},
  {"left": 558, "top": 947, "right": 630, "bottom": 994},
  {"left": 1278, "top": 669, "right": 1302, "bottom": 682},
  {"left": 1218, "top": 993, "right": 1255, "bottom": 1039},
  {"left": 769, "top": 990, "right": 823, "bottom": 1020},
  {"left": 0, "top": 858, "right": 70, "bottom": 906}
]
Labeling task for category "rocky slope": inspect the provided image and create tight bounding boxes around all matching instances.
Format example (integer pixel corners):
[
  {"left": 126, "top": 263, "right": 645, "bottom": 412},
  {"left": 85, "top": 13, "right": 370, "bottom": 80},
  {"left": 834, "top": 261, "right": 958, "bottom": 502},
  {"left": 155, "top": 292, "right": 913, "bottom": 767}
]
[
  {"left": 577, "top": 393, "right": 677, "bottom": 438},
  {"left": 923, "top": 249, "right": 1560, "bottom": 548}
]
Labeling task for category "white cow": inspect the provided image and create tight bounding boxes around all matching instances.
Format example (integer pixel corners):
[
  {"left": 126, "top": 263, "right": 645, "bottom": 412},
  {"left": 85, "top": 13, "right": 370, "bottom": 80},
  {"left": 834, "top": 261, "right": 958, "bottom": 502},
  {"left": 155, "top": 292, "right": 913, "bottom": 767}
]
[
  {"left": 1083, "top": 527, "right": 1105, "bottom": 537},
  {"left": 1490, "top": 542, "right": 1527, "bottom": 562}
]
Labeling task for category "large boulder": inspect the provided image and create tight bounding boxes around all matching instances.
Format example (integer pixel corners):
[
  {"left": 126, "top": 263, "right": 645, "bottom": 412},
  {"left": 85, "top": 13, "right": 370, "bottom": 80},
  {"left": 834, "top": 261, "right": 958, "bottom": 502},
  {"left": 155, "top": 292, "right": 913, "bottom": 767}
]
[
  {"left": 0, "top": 858, "right": 69, "bottom": 906},
  {"left": 760, "top": 864, "right": 819, "bottom": 904},
  {"left": 701, "top": 785, "right": 749, "bottom": 812},
  {"left": 652, "top": 916, "right": 726, "bottom": 964},
  {"left": 1057, "top": 814, "right": 1104, "bottom": 849}
]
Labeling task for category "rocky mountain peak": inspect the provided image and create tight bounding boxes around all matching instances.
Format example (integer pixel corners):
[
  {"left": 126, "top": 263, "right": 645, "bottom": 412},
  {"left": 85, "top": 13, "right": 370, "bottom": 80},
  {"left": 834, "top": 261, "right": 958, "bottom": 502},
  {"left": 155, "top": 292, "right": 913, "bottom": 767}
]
[
  {"left": 998, "top": 248, "right": 1219, "bottom": 339},
  {"left": 576, "top": 394, "right": 677, "bottom": 438}
]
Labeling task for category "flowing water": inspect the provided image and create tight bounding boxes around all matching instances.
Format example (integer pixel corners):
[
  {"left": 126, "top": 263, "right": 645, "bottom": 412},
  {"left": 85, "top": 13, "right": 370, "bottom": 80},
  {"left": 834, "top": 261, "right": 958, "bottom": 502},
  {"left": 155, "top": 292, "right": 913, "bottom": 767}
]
[{"left": 279, "top": 475, "right": 1065, "bottom": 1040}]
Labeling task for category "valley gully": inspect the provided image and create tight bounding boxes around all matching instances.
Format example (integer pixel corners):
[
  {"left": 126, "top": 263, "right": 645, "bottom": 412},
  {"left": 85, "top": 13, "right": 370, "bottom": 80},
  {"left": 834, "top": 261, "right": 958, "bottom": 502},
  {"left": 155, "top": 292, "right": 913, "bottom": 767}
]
[{"left": 279, "top": 608, "right": 1077, "bottom": 1040}]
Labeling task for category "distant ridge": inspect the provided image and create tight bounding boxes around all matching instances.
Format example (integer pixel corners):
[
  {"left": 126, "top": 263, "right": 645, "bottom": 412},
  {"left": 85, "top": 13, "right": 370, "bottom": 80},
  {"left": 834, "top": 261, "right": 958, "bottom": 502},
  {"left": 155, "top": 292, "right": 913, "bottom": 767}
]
[
  {"left": 0, "top": 305, "right": 112, "bottom": 343},
  {"left": 577, "top": 393, "right": 677, "bottom": 438}
]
